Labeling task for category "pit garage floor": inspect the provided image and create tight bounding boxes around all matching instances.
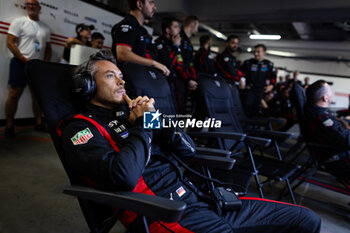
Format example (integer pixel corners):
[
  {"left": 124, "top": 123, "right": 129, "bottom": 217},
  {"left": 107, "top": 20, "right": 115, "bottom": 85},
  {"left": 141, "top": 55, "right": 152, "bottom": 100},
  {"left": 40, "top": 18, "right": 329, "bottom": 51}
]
[{"left": 0, "top": 125, "right": 349, "bottom": 233}]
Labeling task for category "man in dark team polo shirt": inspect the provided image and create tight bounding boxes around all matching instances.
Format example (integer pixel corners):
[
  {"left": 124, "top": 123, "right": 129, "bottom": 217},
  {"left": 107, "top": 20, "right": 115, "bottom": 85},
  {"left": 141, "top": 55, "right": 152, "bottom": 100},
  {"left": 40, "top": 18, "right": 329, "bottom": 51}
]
[{"left": 111, "top": 0, "right": 170, "bottom": 76}]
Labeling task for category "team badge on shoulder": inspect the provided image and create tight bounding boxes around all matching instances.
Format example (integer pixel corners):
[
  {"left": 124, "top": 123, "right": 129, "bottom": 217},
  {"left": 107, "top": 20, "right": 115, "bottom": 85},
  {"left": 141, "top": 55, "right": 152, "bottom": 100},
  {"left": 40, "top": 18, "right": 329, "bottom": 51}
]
[
  {"left": 121, "top": 25, "right": 132, "bottom": 32},
  {"left": 71, "top": 128, "right": 94, "bottom": 145},
  {"left": 157, "top": 44, "right": 163, "bottom": 50},
  {"left": 322, "top": 118, "right": 334, "bottom": 127}
]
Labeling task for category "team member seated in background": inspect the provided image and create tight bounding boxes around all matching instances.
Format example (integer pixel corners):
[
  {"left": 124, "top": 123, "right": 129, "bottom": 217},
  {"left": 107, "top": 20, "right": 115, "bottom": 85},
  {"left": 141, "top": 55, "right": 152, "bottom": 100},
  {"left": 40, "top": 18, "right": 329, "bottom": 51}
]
[
  {"left": 61, "top": 23, "right": 94, "bottom": 63},
  {"left": 194, "top": 35, "right": 217, "bottom": 75},
  {"left": 240, "top": 44, "right": 277, "bottom": 117},
  {"left": 5, "top": 0, "right": 51, "bottom": 137},
  {"left": 91, "top": 32, "right": 105, "bottom": 49},
  {"left": 216, "top": 35, "right": 244, "bottom": 86},
  {"left": 61, "top": 50, "right": 321, "bottom": 233},
  {"left": 111, "top": 0, "right": 169, "bottom": 76},
  {"left": 304, "top": 80, "right": 350, "bottom": 186}
]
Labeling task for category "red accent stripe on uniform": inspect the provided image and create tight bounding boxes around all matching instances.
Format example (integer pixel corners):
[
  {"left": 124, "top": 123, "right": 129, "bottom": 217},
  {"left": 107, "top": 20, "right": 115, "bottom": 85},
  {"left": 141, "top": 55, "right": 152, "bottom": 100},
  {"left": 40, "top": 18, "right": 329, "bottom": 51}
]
[
  {"left": 148, "top": 221, "right": 194, "bottom": 233},
  {"left": 239, "top": 196, "right": 309, "bottom": 209},
  {"left": 199, "top": 51, "right": 208, "bottom": 65},
  {"left": 0, "top": 21, "right": 10, "bottom": 26},
  {"left": 217, "top": 57, "right": 234, "bottom": 81},
  {"left": 116, "top": 43, "right": 132, "bottom": 50},
  {"left": 51, "top": 33, "right": 68, "bottom": 39},
  {"left": 145, "top": 52, "right": 152, "bottom": 59},
  {"left": 120, "top": 176, "right": 192, "bottom": 232}
]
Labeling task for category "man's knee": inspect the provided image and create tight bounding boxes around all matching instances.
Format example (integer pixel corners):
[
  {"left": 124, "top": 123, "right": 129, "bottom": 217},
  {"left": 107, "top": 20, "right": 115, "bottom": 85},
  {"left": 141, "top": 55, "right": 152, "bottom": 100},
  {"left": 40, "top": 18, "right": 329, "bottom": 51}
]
[
  {"left": 8, "top": 87, "right": 24, "bottom": 101},
  {"left": 299, "top": 207, "right": 321, "bottom": 233}
]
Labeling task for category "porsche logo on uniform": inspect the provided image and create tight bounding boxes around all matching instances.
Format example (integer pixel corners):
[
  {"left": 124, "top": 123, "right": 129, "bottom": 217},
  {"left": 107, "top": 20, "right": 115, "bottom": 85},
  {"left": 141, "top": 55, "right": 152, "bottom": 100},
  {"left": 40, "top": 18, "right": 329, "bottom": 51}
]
[{"left": 71, "top": 128, "right": 94, "bottom": 145}]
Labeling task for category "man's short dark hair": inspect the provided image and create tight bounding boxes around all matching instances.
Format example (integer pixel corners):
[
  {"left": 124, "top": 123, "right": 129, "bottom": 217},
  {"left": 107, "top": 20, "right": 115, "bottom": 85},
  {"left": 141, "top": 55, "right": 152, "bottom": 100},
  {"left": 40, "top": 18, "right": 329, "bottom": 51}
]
[
  {"left": 306, "top": 80, "right": 328, "bottom": 105},
  {"left": 74, "top": 49, "right": 116, "bottom": 78},
  {"left": 226, "top": 35, "right": 239, "bottom": 43},
  {"left": 255, "top": 44, "right": 267, "bottom": 51},
  {"left": 200, "top": 35, "right": 211, "bottom": 48},
  {"left": 183, "top": 15, "right": 199, "bottom": 28},
  {"left": 91, "top": 32, "right": 105, "bottom": 41},
  {"left": 128, "top": 0, "right": 145, "bottom": 11},
  {"left": 161, "top": 17, "right": 178, "bottom": 34}
]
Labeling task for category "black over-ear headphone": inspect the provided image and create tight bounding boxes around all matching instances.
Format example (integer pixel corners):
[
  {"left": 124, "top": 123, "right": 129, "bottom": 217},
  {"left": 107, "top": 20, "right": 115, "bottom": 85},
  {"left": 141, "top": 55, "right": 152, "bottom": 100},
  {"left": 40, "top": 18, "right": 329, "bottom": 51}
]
[{"left": 72, "top": 60, "right": 97, "bottom": 101}]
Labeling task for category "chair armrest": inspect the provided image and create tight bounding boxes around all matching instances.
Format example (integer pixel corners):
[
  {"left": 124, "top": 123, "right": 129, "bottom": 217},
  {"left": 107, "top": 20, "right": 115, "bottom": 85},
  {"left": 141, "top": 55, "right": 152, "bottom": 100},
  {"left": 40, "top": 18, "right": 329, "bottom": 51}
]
[
  {"left": 245, "top": 129, "right": 293, "bottom": 141},
  {"left": 63, "top": 186, "right": 186, "bottom": 222},
  {"left": 245, "top": 136, "right": 271, "bottom": 147},
  {"left": 188, "top": 131, "right": 246, "bottom": 141},
  {"left": 196, "top": 147, "right": 232, "bottom": 157},
  {"left": 190, "top": 155, "right": 236, "bottom": 170}
]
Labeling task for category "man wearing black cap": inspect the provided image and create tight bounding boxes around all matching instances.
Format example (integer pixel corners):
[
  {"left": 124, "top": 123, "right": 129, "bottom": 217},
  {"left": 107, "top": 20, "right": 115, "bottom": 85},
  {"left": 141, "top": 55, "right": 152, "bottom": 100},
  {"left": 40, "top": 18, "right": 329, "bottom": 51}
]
[
  {"left": 111, "top": 0, "right": 170, "bottom": 76},
  {"left": 61, "top": 23, "right": 94, "bottom": 63}
]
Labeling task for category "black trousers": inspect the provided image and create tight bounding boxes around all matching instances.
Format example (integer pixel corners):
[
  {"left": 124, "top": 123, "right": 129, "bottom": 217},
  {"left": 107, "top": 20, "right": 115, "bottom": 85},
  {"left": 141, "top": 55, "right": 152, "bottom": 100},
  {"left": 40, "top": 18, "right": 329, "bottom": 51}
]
[
  {"left": 243, "top": 89, "right": 265, "bottom": 117},
  {"left": 148, "top": 197, "right": 321, "bottom": 233}
]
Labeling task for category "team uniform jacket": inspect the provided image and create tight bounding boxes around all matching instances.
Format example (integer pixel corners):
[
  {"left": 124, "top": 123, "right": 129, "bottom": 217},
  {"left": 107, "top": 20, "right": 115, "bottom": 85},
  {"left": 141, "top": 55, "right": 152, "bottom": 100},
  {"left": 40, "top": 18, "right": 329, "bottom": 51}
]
[
  {"left": 61, "top": 103, "right": 321, "bottom": 233},
  {"left": 240, "top": 58, "right": 276, "bottom": 90},
  {"left": 152, "top": 36, "right": 189, "bottom": 81},
  {"left": 216, "top": 49, "right": 243, "bottom": 83},
  {"left": 194, "top": 48, "right": 217, "bottom": 75},
  {"left": 304, "top": 104, "right": 350, "bottom": 157},
  {"left": 111, "top": 14, "right": 148, "bottom": 67},
  {"left": 180, "top": 30, "right": 197, "bottom": 80}
]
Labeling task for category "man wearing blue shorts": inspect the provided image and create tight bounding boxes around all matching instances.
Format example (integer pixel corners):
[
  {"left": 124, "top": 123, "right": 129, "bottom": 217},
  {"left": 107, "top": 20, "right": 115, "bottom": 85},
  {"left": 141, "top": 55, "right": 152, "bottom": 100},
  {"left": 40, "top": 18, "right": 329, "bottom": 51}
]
[{"left": 5, "top": 0, "right": 51, "bottom": 137}]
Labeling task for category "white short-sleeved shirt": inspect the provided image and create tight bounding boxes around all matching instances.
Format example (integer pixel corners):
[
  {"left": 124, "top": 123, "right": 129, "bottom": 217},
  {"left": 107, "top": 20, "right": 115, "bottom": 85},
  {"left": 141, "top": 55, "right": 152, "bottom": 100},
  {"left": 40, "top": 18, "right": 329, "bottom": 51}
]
[{"left": 8, "top": 16, "right": 51, "bottom": 60}]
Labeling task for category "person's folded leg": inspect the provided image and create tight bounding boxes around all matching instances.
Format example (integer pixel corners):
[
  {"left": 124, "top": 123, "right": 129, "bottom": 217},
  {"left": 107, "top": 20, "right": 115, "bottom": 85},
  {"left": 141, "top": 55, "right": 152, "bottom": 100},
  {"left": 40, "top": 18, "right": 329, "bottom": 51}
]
[{"left": 225, "top": 197, "right": 321, "bottom": 233}]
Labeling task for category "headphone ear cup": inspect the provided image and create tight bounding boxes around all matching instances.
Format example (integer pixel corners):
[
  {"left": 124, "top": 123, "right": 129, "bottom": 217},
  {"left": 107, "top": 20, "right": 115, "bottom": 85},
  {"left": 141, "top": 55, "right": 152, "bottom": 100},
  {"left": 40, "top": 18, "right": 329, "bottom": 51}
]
[
  {"left": 87, "top": 74, "right": 97, "bottom": 99},
  {"left": 73, "top": 71, "right": 96, "bottom": 101}
]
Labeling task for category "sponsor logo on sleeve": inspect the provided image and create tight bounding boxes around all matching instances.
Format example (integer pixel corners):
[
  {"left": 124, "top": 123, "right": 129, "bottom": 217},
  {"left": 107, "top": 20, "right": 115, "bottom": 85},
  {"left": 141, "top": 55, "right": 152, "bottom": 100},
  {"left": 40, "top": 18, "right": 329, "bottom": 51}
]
[
  {"left": 71, "top": 128, "right": 94, "bottom": 145},
  {"left": 322, "top": 118, "right": 334, "bottom": 127}
]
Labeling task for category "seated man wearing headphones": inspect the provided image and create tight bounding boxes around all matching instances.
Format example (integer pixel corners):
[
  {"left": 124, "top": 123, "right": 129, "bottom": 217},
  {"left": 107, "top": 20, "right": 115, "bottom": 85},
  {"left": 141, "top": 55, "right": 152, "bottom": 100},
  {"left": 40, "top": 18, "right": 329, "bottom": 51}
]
[{"left": 60, "top": 50, "right": 321, "bottom": 233}]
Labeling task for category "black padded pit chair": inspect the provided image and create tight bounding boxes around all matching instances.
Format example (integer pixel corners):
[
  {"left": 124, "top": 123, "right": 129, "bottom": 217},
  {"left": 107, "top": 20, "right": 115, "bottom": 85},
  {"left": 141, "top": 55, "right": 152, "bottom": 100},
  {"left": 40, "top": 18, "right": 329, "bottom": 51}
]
[
  {"left": 122, "top": 62, "right": 250, "bottom": 193},
  {"left": 194, "top": 73, "right": 300, "bottom": 203},
  {"left": 25, "top": 60, "right": 187, "bottom": 233}
]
